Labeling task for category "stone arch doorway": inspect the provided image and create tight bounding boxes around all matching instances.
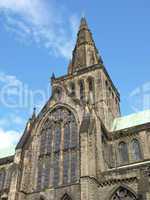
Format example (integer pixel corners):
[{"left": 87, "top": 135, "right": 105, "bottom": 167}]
[{"left": 110, "top": 186, "right": 137, "bottom": 200}]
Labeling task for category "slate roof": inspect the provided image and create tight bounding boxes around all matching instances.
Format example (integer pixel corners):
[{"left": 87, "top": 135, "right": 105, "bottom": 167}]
[{"left": 112, "top": 110, "right": 150, "bottom": 131}]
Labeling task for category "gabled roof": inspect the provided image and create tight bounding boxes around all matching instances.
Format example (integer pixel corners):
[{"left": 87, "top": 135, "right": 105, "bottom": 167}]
[
  {"left": 112, "top": 110, "right": 150, "bottom": 131},
  {"left": 0, "top": 145, "right": 15, "bottom": 159}
]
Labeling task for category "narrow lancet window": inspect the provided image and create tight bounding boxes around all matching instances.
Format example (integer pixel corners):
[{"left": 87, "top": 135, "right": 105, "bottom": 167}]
[
  {"left": 69, "top": 82, "right": 76, "bottom": 97},
  {"left": 131, "top": 139, "right": 142, "bottom": 161},
  {"left": 118, "top": 142, "right": 129, "bottom": 164},
  {"left": 79, "top": 80, "right": 85, "bottom": 101}
]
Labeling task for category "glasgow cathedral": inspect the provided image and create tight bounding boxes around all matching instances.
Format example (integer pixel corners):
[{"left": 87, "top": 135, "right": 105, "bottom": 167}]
[{"left": 0, "top": 18, "right": 150, "bottom": 200}]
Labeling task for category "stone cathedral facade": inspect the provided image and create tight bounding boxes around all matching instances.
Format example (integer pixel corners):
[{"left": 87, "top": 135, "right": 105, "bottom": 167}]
[{"left": 1, "top": 18, "right": 150, "bottom": 200}]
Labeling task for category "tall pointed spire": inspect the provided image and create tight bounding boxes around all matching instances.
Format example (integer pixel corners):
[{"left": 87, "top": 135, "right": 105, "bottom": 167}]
[{"left": 68, "top": 17, "right": 103, "bottom": 74}]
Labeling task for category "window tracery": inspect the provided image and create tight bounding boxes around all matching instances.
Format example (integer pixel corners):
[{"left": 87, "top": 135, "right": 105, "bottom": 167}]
[
  {"left": 111, "top": 187, "right": 137, "bottom": 200},
  {"left": 38, "top": 107, "right": 78, "bottom": 190}
]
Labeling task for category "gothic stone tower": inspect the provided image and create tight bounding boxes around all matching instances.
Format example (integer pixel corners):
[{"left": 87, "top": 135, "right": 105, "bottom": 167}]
[{"left": 1, "top": 18, "right": 150, "bottom": 200}]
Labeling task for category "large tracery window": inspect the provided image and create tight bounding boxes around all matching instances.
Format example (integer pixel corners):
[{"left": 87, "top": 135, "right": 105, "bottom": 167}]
[
  {"left": 131, "top": 139, "right": 142, "bottom": 161},
  {"left": 38, "top": 107, "right": 79, "bottom": 190},
  {"left": 111, "top": 186, "right": 137, "bottom": 200}
]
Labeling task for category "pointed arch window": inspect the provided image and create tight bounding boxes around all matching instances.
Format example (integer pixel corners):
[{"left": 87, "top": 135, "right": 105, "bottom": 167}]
[
  {"left": 111, "top": 186, "right": 137, "bottom": 200},
  {"left": 118, "top": 142, "right": 129, "bottom": 164},
  {"left": 131, "top": 139, "right": 142, "bottom": 161},
  {"left": 38, "top": 107, "right": 79, "bottom": 190},
  {"left": 88, "top": 77, "right": 94, "bottom": 92},
  {"left": 87, "top": 77, "right": 95, "bottom": 103},
  {"left": 79, "top": 80, "right": 85, "bottom": 101},
  {"left": 69, "top": 82, "right": 76, "bottom": 97}
]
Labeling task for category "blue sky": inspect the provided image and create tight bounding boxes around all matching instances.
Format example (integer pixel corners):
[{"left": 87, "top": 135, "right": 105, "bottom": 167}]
[{"left": 0, "top": 0, "right": 150, "bottom": 149}]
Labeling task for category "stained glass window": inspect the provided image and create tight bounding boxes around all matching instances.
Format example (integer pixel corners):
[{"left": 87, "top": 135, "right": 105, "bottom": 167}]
[
  {"left": 131, "top": 139, "right": 142, "bottom": 161},
  {"left": 38, "top": 107, "right": 78, "bottom": 189},
  {"left": 53, "top": 153, "right": 60, "bottom": 186},
  {"left": 54, "top": 124, "right": 61, "bottom": 152},
  {"left": 71, "top": 151, "right": 77, "bottom": 183},
  {"left": 46, "top": 127, "right": 53, "bottom": 154},
  {"left": 64, "top": 123, "right": 70, "bottom": 150},
  {"left": 63, "top": 152, "right": 69, "bottom": 184},
  {"left": 70, "top": 121, "right": 78, "bottom": 148},
  {"left": 43, "top": 158, "right": 50, "bottom": 188}
]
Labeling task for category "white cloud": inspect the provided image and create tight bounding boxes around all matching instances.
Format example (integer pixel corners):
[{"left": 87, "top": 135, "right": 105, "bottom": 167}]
[
  {"left": 0, "top": 114, "right": 25, "bottom": 128},
  {"left": 0, "top": 0, "right": 79, "bottom": 59},
  {"left": 0, "top": 72, "right": 22, "bottom": 86},
  {"left": 0, "top": 128, "right": 21, "bottom": 149}
]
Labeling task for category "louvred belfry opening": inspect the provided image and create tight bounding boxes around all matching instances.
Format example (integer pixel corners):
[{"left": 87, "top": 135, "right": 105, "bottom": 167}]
[{"left": 68, "top": 17, "right": 103, "bottom": 74}]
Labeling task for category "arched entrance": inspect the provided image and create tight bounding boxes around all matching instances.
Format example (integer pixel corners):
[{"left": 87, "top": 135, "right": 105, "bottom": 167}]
[{"left": 110, "top": 186, "right": 137, "bottom": 200}]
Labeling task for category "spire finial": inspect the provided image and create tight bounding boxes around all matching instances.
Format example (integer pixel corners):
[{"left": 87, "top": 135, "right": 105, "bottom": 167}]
[
  {"left": 81, "top": 10, "right": 85, "bottom": 18},
  {"left": 51, "top": 72, "right": 55, "bottom": 80},
  {"left": 80, "top": 16, "right": 88, "bottom": 30},
  {"left": 32, "top": 107, "right": 36, "bottom": 119}
]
